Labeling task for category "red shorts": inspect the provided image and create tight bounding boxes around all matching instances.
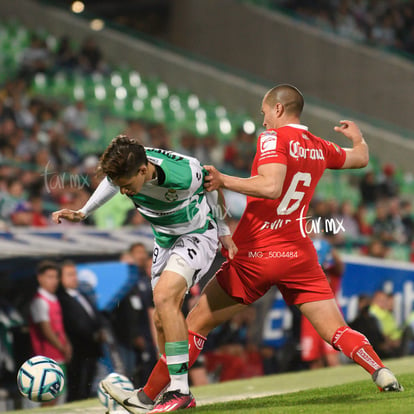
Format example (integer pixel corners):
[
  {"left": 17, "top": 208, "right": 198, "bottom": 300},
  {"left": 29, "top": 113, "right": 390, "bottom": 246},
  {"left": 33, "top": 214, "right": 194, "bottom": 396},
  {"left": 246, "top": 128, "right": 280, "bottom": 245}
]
[
  {"left": 216, "top": 240, "right": 334, "bottom": 306},
  {"left": 300, "top": 315, "right": 337, "bottom": 361}
]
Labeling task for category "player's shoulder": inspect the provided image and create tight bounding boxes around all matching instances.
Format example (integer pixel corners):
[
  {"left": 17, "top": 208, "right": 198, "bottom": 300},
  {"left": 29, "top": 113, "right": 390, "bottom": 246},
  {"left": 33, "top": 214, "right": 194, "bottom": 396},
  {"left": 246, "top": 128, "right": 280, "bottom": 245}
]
[{"left": 258, "top": 129, "right": 279, "bottom": 152}]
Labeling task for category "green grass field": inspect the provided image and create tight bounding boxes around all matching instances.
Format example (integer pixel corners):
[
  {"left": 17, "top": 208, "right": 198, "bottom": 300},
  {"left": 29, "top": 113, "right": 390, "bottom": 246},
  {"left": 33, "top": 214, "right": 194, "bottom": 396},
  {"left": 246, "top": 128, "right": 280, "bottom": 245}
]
[{"left": 12, "top": 357, "right": 414, "bottom": 414}]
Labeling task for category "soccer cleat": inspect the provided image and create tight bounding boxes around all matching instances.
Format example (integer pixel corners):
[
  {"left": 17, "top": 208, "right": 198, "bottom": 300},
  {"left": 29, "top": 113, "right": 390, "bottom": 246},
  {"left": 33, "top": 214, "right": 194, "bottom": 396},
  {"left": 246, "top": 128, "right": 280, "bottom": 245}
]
[
  {"left": 148, "top": 390, "right": 196, "bottom": 412},
  {"left": 372, "top": 367, "right": 404, "bottom": 392},
  {"left": 101, "top": 381, "right": 154, "bottom": 414}
]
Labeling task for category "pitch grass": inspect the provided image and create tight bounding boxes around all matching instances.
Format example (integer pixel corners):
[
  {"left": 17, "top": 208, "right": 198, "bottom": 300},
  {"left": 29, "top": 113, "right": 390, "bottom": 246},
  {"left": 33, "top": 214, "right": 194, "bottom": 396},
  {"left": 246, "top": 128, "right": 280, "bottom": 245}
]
[
  {"left": 193, "top": 374, "right": 414, "bottom": 414},
  {"left": 12, "top": 357, "right": 414, "bottom": 413}
]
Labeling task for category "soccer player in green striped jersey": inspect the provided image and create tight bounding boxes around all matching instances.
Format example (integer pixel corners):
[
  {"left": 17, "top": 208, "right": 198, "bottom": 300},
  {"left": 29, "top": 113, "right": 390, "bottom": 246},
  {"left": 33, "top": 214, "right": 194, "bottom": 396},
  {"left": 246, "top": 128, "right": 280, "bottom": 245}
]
[{"left": 52, "top": 135, "right": 237, "bottom": 412}]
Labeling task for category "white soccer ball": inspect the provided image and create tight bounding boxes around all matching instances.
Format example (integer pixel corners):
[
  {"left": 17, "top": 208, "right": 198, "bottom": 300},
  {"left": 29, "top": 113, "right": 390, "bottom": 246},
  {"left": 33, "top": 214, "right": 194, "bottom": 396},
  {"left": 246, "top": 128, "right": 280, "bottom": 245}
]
[
  {"left": 17, "top": 356, "right": 65, "bottom": 402},
  {"left": 97, "top": 372, "right": 134, "bottom": 410}
]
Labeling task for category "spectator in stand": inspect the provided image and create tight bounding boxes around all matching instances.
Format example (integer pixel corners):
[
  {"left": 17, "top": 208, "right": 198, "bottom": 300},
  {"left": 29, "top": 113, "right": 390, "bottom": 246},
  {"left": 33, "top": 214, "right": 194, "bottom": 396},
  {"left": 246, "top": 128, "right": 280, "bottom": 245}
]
[
  {"left": 223, "top": 128, "right": 255, "bottom": 176},
  {"left": 78, "top": 37, "right": 107, "bottom": 74},
  {"left": 55, "top": 35, "right": 78, "bottom": 71},
  {"left": 372, "top": 202, "right": 395, "bottom": 244},
  {"left": 61, "top": 100, "right": 90, "bottom": 141},
  {"left": 194, "top": 134, "right": 224, "bottom": 168},
  {"left": 387, "top": 197, "right": 407, "bottom": 244},
  {"left": 57, "top": 261, "right": 105, "bottom": 401},
  {"left": 371, "top": 13, "right": 397, "bottom": 47},
  {"left": 29, "top": 261, "right": 72, "bottom": 406},
  {"left": 359, "top": 170, "right": 379, "bottom": 205},
  {"left": 19, "top": 35, "right": 51, "bottom": 80},
  {"left": 29, "top": 195, "right": 48, "bottom": 227},
  {"left": 401, "top": 200, "right": 414, "bottom": 244},
  {"left": 10, "top": 201, "right": 34, "bottom": 227},
  {"left": 124, "top": 119, "right": 150, "bottom": 146},
  {"left": 176, "top": 131, "right": 197, "bottom": 157},
  {"left": 378, "top": 163, "right": 400, "bottom": 199},
  {"left": 147, "top": 122, "right": 171, "bottom": 150},
  {"left": 366, "top": 238, "right": 388, "bottom": 259},
  {"left": 355, "top": 203, "right": 372, "bottom": 236},
  {"left": 335, "top": 200, "right": 360, "bottom": 240}
]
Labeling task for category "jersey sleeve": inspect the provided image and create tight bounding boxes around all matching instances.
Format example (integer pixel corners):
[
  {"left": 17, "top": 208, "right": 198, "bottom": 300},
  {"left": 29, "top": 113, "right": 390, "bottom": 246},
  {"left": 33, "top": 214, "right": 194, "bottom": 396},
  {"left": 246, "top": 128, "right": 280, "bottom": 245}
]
[
  {"left": 323, "top": 140, "right": 346, "bottom": 169},
  {"left": 78, "top": 176, "right": 119, "bottom": 217},
  {"left": 30, "top": 298, "right": 50, "bottom": 323},
  {"left": 256, "top": 129, "right": 287, "bottom": 167}
]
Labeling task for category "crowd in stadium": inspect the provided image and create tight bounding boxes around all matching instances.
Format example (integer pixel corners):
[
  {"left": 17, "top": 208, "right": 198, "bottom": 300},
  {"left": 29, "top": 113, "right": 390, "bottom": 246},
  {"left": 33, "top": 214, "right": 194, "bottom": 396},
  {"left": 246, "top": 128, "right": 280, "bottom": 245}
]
[
  {"left": 275, "top": 0, "right": 414, "bottom": 54},
  {"left": 0, "top": 63, "right": 412, "bottom": 261}
]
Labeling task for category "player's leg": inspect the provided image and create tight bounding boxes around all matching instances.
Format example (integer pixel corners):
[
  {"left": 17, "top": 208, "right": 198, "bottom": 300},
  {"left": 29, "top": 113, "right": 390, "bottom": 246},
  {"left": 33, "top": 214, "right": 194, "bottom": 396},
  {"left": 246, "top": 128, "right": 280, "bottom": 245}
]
[
  {"left": 186, "top": 275, "right": 247, "bottom": 336},
  {"left": 298, "top": 298, "right": 403, "bottom": 391},
  {"left": 142, "top": 274, "right": 246, "bottom": 404},
  {"left": 152, "top": 267, "right": 190, "bottom": 393},
  {"left": 146, "top": 228, "right": 221, "bottom": 412},
  {"left": 300, "top": 314, "right": 324, "bottom": 369}
]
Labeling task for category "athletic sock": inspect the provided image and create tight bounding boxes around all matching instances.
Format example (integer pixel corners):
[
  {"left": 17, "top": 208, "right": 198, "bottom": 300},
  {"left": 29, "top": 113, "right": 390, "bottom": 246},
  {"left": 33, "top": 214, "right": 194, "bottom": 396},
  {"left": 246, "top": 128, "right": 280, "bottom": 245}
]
[
  {"left": 165, "top": 341, "right": 189, "bottom": 394},
  {"left": 143, "top": 330, "right": 206, "bottom": 400},
  {"left": 331, "top": 326, "right": 385, "bottom": 374}
]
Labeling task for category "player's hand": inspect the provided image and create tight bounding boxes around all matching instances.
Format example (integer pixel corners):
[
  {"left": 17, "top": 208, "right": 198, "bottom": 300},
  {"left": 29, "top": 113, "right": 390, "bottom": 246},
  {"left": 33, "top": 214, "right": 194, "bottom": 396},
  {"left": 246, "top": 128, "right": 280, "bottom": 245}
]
[
  {"left": 334, "top": 120, "right": 363, "bottom": 143},
  {"left": 52, "top": 209, "right": 85, "bottom": 224},
  {"left": 219, "top": 234, "right": 238, "bottom": 260},
  {"left": 204, "top": 165, "right": 224, "bottom": 191},
  {"left": 63, "top": 342, "right": 72, "bottom": 363}
]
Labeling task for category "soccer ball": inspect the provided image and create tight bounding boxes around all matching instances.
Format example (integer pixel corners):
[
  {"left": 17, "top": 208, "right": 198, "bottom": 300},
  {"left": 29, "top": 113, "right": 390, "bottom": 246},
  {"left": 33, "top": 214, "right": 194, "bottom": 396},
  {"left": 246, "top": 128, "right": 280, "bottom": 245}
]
[
  {"left": 97, "top": 372, "right": 134, "bottom": 411},
  {"left": 17, "top": 356, "right": 65, "bottom": 402}
]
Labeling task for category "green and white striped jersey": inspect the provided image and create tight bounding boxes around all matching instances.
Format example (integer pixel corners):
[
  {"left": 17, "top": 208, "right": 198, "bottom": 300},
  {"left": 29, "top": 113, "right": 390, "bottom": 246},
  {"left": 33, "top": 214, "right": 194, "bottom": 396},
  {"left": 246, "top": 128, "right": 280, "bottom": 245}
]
[
  {"left": 128, "top": 148, "right": 212, "bottom": 247},
  {"left": 79, "top": 147, "right": 218, "bottom": 248}
]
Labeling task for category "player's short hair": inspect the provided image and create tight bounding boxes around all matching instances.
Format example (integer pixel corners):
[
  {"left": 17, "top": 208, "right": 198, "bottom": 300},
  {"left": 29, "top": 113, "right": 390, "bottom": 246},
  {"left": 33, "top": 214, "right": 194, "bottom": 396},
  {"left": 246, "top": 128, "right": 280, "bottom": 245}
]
[
  {"left": 129, "top": 242, "right": 146, "bottom": 253},
  {"left": 36, "top": 260, "right": 60, "bottom": 276},
  {"left": 265, "top": 84, "right": 304, "bottom": 116},
  {"left": 61, "top": 260, "right": 76, "bottom": 269},
  {"left": 98, "top": 135, "right": 148, "bottom": 181}
]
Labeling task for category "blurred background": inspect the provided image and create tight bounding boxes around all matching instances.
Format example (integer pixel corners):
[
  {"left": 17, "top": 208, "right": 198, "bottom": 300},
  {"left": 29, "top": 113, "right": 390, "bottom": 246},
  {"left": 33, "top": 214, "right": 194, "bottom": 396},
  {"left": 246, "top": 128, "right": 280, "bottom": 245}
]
[{"left": 1, "top": 0, "right": 414, "bottom": 410}]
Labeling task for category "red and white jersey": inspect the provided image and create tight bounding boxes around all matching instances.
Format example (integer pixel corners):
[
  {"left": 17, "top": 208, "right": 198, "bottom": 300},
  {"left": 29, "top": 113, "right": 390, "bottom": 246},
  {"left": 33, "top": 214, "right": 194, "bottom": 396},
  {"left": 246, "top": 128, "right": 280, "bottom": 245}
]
[{"left": 233, "top": 124, "right": 346, "bottom": 251}]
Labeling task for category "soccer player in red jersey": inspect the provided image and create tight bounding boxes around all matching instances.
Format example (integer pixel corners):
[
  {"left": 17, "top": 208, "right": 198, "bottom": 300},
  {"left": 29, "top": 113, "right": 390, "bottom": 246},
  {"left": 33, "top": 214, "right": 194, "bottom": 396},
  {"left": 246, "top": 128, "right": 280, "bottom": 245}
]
[{"left": 104, "top": 84, "right": 403, "bottom": 413}]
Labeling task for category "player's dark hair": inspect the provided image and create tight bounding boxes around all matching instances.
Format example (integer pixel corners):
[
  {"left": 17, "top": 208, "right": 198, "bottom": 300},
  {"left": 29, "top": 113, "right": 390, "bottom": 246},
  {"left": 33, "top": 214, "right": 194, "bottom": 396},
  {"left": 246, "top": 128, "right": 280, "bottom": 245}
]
[
  {"left": 36, "top": 260, "right": 60, "bottom": 276},
  {"left": 265, "top": 84, "right": 304, "bottom": 116},
  {"left": 98, "top": 135, "right": 148, "bottom": 181}
]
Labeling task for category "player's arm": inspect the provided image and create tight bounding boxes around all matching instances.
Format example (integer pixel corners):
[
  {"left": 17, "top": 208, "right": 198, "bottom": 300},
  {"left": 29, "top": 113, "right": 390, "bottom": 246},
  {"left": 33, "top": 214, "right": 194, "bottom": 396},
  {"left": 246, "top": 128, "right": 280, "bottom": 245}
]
[
  {"left": 205, "top": 189, "right": 238, "bottom": 259},
  {"left": 52, "top": 176, "right": 118, "bottom": 223},
  {"left": 334, "top": 120, "right": 369, "bottom": 169},
  {"left": 204, "top": 163, "right": 287, "bottom": 200}
]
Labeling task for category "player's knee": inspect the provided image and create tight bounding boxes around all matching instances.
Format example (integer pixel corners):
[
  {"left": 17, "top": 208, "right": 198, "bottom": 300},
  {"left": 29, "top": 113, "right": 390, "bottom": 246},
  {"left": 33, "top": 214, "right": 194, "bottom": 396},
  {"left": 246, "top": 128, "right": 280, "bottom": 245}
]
[{"left": 153, "top": 287, "right": 172, "bottom": 310}]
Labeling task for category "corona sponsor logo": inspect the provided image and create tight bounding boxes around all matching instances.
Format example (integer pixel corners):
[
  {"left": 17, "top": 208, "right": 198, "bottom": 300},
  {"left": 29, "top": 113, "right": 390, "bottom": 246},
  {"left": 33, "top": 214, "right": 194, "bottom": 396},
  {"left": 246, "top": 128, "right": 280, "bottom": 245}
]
[{"left": 289, "top": 140, "right": 324, "bottom": 160}]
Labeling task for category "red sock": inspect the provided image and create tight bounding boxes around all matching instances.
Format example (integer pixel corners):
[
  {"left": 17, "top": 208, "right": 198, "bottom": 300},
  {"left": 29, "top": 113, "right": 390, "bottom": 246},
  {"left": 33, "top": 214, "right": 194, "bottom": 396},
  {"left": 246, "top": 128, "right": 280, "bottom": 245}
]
[
  {"left": 331, "top": 326, "right": 384, "bottom": 375},
  {"left": 143, "top": 330, "right": 206, "bottom": 400}
]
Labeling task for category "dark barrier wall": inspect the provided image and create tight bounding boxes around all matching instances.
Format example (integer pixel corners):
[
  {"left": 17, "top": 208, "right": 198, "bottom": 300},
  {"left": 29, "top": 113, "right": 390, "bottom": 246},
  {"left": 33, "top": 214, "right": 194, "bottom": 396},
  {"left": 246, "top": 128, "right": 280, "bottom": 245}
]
[{"left": 168, "top": 0, "right": 414, "bottom": 132}]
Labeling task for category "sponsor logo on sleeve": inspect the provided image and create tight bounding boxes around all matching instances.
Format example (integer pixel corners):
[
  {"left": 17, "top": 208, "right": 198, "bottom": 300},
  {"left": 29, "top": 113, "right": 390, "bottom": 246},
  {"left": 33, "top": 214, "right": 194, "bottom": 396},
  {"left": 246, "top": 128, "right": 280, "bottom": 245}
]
[
  {"left": 260, "top": 131, "right": 277, "bottom": 152},
  {"left": 328, "top": 141, "right": 342, "bottom": 153}
]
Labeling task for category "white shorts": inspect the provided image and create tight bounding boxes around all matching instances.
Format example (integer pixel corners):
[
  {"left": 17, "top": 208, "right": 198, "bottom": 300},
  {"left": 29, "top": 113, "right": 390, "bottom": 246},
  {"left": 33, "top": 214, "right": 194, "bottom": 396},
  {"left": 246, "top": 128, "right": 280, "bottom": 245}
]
[{"left": 151, "top": 221, "right": 218, "bottom": 290}]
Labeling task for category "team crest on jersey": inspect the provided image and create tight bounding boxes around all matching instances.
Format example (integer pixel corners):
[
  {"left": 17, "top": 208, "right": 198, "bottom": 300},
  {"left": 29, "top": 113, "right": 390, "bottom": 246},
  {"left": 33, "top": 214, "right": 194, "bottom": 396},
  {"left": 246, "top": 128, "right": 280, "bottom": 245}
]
[
  {"left": 260, "top": 131, "right": 277, "bottom": 152},
  {"left": 165, "top": 188, "right": 178, "bottom": 201}
]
